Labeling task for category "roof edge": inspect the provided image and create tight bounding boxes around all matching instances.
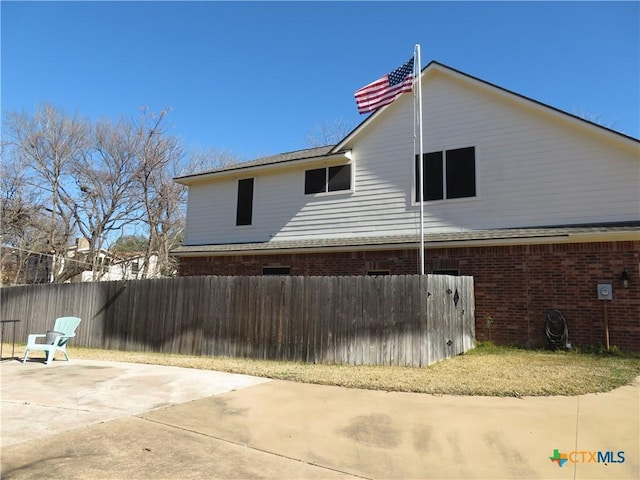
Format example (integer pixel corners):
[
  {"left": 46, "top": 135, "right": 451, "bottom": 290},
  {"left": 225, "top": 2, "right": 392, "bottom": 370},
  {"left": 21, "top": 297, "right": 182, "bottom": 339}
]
[
  {"left": 172, "top": 225, "right": 639, "bottom": 257},
  {"left": 331, "top": 60, "right": 639, "bottom": 153},
  {"left": 174, "top": 148, "right": 350, "bottom": 185}
]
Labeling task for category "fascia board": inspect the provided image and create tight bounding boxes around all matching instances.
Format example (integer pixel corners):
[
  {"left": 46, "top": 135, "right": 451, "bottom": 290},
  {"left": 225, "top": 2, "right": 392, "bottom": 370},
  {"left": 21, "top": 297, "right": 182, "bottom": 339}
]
[{"left": 175, "top": 151, "right": 352, "bottom": 185}]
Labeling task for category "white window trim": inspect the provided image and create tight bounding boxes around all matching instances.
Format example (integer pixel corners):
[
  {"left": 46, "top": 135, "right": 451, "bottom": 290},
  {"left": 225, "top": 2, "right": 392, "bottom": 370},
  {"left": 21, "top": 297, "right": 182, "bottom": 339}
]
[
  {"left": 303, "top": 162, "right": 355, "bottom": 197},
  {"left": 411, "top": 146, "right": 479, "bottom": 206}
]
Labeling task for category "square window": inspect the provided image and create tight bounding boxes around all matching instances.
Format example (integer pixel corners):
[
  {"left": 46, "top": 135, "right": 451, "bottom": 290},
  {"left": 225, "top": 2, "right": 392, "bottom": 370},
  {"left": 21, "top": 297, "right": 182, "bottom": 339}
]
[
  {"left": 305, "top": 168, "right": 326, "bottom": 194},
  {"left": 415, "top": 147, "right": 475, "bottom": 201},
  {"left": 328, "top": 165, "right": 351, "bottom": 192}
]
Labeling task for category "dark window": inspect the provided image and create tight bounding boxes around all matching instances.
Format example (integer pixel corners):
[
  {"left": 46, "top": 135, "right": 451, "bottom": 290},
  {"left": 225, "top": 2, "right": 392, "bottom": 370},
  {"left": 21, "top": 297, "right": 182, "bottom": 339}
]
[
  {"left": 305, "top": 165, "right": 351, "bottom": 194},
  {"left": 262, "top": 266, "right": 291, "bottom": 276},
  {"left": 415, "top": 147, "right": 475, "bottom": 201},
  {"left": 431, "top": 269, "right": 459, "bottom": 276},
  {"left": 304, "top": 168, "right": 326, "bottom": 194},
  {"left": 367, "top": 270, "right": 390, "bottom": 276},
  {"left": 236, "top": 178, "right": 254, "bottom": 226},
  {"left": 416, "top": 151, "right": 444, "bottom": 201},
  {"left": 446, "top": 147, "right": 476, "bottom": 199},
  {"left": 328, "top": 165, "right": 351, "bottom": 192}
]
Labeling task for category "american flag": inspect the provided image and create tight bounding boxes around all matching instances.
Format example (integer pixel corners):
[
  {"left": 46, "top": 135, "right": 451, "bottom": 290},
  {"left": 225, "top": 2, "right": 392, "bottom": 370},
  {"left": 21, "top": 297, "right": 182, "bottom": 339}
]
[{"left": 354, "top": 57, "right": 414, "bottom": 114}]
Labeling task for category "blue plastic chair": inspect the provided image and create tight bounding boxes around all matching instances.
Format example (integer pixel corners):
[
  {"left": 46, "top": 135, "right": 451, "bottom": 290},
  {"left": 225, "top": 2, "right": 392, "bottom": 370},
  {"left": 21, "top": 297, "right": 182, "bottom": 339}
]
[{"left": 22, "top": 316, "right": 82, "bottom": 365}]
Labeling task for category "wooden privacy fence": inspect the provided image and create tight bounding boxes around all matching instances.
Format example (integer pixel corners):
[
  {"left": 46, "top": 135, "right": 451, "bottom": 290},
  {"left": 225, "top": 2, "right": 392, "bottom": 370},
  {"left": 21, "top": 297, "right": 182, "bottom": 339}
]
[{"left": 1, "top": 274, "right": 475, "bottom": 366}]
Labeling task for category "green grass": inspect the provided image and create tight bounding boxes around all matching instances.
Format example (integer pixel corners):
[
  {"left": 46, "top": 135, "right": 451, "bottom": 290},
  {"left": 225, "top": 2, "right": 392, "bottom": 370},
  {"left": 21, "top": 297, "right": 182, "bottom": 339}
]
[{"left": 7, "top": 341, "right": 640, "bottom": 397}]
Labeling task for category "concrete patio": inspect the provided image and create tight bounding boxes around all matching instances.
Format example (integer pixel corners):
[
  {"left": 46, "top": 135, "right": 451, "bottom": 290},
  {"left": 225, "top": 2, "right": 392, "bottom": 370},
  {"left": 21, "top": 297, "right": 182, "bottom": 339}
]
[{"left": 1, "top": 358, "right": 638, "bottom": 479}]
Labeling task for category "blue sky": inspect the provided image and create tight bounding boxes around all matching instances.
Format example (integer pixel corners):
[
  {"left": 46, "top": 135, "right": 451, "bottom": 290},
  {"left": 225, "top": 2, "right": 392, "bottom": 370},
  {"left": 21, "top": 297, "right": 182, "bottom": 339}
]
[{"left": 2, "top": 1, "right": 639, "bottom": 162}]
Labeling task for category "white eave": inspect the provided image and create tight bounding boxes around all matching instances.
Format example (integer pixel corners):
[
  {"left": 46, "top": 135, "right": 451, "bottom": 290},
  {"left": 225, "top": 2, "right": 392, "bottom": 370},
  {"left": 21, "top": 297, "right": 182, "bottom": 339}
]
[{"left": 175, "top": 150, "right": 352, "bottom": 185}]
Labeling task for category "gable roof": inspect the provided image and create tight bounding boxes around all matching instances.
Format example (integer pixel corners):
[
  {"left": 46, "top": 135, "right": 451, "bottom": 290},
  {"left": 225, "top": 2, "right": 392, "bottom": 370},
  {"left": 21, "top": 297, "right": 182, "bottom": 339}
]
[
  {"left": 174, "top": 61, "right": 638, "bottom": 186},
  {"left": 333, "top": 61, "right": 639, "bottom": 152}
]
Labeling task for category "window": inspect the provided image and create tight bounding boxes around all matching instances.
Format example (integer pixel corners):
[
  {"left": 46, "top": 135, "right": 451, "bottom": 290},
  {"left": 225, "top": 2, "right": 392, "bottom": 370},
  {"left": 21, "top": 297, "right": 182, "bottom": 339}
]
[
  {"left": 431, "top": 269, "right": 459, "bottom": 276},
  {"left": 367, "top": 270, "right": 390, "bottom": 276},
  {"left": 305, "top": 165, "right": 351, "bottom": 194},
  {"left": 416, "top": 147, "right": 475, "bottom": 201},
  {"left": 236, "top": 178, "right": 254, "bottom": 226},
  {"left": 305, "top": 168, "right": 325, "bottom": 194},
  {"left": 262, "top": 266, "right": 291, "bottom": 276}
]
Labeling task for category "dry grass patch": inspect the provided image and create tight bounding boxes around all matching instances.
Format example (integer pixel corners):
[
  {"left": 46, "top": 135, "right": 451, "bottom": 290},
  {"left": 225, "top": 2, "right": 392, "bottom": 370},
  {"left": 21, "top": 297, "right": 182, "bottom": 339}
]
[{"left": 5, "top": 342, "right": 639, "bottom": 397}]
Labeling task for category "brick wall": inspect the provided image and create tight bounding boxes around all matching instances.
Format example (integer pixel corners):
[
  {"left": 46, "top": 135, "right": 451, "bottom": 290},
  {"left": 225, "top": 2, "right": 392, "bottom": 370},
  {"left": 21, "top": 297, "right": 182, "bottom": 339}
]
[{"left": 178, "top": 241, "right": 640, "bottom": 351}]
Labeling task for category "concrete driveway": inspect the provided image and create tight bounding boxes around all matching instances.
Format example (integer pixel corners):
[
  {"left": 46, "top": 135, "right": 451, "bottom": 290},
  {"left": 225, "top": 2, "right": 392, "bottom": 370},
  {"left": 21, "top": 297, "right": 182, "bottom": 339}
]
[{"left": 1, "top": 358, "right": 638, "bottom": 479}]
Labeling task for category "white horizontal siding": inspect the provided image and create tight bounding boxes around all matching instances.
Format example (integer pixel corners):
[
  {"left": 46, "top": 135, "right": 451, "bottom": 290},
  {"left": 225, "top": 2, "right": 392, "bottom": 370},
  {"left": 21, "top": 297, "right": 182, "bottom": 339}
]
[{"left": 183, "top": 70, "right": 639, "bottom": 246}]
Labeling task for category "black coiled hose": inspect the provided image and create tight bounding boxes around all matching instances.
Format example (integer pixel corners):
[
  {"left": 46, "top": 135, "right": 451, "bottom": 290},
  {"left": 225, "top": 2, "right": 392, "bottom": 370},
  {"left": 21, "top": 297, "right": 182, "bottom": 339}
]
[{"left": 545, "top": 309, "right": 569, "bottom": 349}]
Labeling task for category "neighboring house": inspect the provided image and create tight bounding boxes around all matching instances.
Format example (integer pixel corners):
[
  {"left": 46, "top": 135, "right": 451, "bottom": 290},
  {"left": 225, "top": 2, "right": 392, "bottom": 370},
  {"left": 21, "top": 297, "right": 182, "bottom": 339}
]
[
  {"left": 66, "top": 239, "right": 162, "bottom": 282},
  {"left": 172, "top": 61, "right": 640, "bottom": 351},
  {"left": 21, "top": 238, "right": 162, "bottom": 284}
]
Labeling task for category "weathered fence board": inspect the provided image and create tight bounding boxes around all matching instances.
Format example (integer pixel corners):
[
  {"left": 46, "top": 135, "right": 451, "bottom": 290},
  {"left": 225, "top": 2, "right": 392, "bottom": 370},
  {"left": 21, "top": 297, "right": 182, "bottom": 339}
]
[{"left": 1, "top": 274, "right": 475, "bottom": 366}]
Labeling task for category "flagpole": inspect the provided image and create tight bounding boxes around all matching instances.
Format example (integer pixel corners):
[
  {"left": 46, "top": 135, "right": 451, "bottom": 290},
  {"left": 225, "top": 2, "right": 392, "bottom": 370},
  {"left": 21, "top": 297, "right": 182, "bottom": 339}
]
[{"left": 416, "top": 44, "right": 425, "bottom": 275}]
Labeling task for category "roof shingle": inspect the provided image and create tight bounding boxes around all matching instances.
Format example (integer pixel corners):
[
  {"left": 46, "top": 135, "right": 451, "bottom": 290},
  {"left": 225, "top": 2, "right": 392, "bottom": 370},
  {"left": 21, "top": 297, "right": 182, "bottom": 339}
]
[{"left": 172, "top": 224, "right": 639, "bottom": 256}]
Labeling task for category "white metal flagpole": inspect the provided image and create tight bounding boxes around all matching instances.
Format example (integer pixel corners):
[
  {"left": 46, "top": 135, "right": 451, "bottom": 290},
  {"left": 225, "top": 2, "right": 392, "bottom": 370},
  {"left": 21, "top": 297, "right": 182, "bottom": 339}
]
[{"left": 415, "top": 44, "right": 425, "bottom": 275}]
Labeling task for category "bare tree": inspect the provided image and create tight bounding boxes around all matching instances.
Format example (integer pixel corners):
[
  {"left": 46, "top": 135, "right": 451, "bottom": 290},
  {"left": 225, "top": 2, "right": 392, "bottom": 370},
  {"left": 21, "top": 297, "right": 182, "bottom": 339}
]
[
  {"left": 3, "top": 103, "right": 245, "bottom": 283},
  {"left": 131, "top": 111, "right": 245, "bottom": 277},
  {"left": 305, "top": 118, "right": 355, "bottom": 147},
  {"left": 3, "top": 105, "right": 90, "bottom": 282},
  {"left": 3, "top": 105, "right": 145, "bottom": 283},
  {"left": 572, "top": 109, "right": 621, "bottom": 133},
  {"left": 0, "top": 154, "right": 54, "bottom": 284},
  {"left": 62, "top": 118, "right": 144, "bottom": 281},
  {"left": 132, "top": 108, "right": 185, "bottom": 277},
  {"left": 181, "top": 146, "right": 243, "bottom": 176}
]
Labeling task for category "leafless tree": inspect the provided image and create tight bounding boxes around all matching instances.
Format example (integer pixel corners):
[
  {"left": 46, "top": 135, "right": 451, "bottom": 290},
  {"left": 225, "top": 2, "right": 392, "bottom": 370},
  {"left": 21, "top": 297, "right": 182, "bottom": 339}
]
[
  {"left": 0, "top": 154, "right": 54, "bottom": 284},
  {"left": 305, "top": 117, "right": 355, "bottom": 147},
  {"left": 132, "top": 117, "right": 244, "bottom": 277},
  {"left": 3, "top": 105, "right": 90, "bottom": 282},
  {"left": 3, "top": 103, "right": 244, "bottom": 283},
  {"left": 181, "top": 146, "right": 243, "bottom": 176},
  {"left": 64, "top": 118, "right": 144, "bottom": 281},
  {"left": 572, "top": 109, "right": 620, "bottom": 132},
  {"left": 131, "top": 108, "right": 185, "bottom": 277},
  {"left": 3, "top": 105, "right": 146, "bottom": 283}
]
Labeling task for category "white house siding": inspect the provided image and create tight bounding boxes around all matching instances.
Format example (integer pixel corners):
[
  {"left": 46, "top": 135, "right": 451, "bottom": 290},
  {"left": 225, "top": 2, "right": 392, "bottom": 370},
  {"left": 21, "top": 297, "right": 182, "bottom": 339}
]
[
  {"left": 421, "top": 72, "right": 639, "bottom": 230},
  {"left": 183, "top": 69, "right": 639, "bottom": 246},
  {"left": 185, "top": 180, "right": 238, "bottom": 244}
]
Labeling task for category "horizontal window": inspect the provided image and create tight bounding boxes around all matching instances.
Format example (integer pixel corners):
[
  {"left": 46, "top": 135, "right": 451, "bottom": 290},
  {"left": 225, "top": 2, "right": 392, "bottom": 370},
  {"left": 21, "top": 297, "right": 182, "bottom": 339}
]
[
  {"left": 367, "top": 270, "right": 390, "bottom": 276},
  {"left": 305, "top": 164, "right": 351, "bottom": 194},
  {"left": 431, "top": 269, "right": 459, "bottom": 276},
  {"left": 262, "top": 266, "right": 291, "bottom": 276},
  {"left": 416, "top": 147, "right": 476, "bottom": 201}
]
